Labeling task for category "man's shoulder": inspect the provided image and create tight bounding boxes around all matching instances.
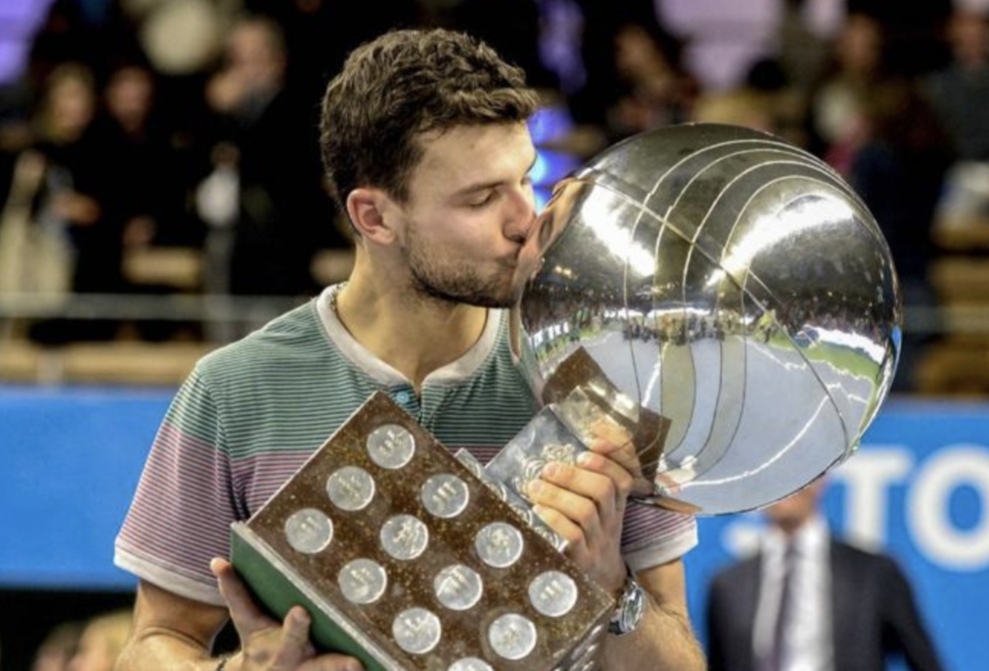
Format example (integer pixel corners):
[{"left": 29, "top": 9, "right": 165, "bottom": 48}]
[
  {"left": 831, "top": 538, "right": 901, "bottom": 573},
  {"left": 194, "top": 300, "right": 329, "bottom": 385}
]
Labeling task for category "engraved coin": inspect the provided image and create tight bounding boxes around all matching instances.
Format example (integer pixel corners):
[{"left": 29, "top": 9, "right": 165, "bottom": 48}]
[
  {"left": 366, "top": 424, "right": 415, "bottom": 469},
  {"left": 338, "top": 558, "right": 387, "bottom": 605},
  {"left": 380, "top": 514, "right": 429, "bottom": 560},
  {"left": 421, "top": 473, "right": 470, "bottom": 518},
  {"left": 434, "top": 564, "right": 483, "bottom": 611},
  {"left": 448, "top": 658, "right": 494, "bottom": 671},
  {"left": 393, "top": 607, "right": 442, "bottom": 655},
  {"left": 488, "top": 613, "right": 537, "bottom": 660},
  {"left": 326, "top": 466, "right": 375, "bottom": 511},
  {"left": 474, "top": 522, "right": 524, "bottom": 568},
  {"left": 284, "top": 508, "right": 333, "bottom": 554},
  {"left": 528, "top": 570, "right": 578, "bottom": 617}
]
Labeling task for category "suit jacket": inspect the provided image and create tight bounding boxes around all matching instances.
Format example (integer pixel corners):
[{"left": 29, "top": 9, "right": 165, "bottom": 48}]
[{"left": 705, "top": 540, "right": 945, "bottom": 671}]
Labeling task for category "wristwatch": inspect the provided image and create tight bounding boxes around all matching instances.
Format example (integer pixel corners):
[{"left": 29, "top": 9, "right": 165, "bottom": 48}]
[{"left": 608, "top": 565, "right": 646, "bottom": 635}]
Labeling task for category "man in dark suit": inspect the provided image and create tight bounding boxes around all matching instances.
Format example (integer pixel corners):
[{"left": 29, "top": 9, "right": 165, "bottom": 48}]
[{"left": 705, "top": 478, "right": 945, "bottom": 671}]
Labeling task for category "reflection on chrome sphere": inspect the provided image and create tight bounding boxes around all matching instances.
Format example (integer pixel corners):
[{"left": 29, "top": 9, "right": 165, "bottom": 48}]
[{"left": 521, "top": 123, "right": 901, "bottom": 515}]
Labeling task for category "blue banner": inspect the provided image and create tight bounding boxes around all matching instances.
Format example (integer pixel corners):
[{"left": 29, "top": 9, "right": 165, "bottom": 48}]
[{"left": 1, "top": 387, "right": 986, "bottom": 669}]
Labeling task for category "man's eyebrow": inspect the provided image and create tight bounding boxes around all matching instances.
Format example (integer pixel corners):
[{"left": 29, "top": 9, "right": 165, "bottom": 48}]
[{"left": 452, "top": 154, "right": 538, "bottom": 197}]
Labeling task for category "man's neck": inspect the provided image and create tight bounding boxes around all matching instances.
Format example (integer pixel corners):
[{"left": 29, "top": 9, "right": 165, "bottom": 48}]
[{"left": 334, "top": 275, "right": 489, "bottom": 392}]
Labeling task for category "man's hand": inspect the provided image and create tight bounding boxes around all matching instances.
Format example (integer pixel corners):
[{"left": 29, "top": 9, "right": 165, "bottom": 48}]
[
  {"left": 525, "top": 419, "right": 641, "bottom": 594},
  {"left": 211, "top": 558, "right": 364, "bottom": 671}
]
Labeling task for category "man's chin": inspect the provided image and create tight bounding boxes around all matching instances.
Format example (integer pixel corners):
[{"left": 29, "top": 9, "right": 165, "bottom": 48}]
[{"left": 426, "top": 288, "right": 522, "bottom": 310}]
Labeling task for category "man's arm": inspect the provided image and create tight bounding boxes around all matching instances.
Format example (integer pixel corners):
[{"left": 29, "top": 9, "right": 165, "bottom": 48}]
[
  {"left": 115, "top": 579, "right": 232, "bottom": 671},
  {"left": 599, "top": 558, "right": 706, "bottom": 671},
  {"left": 527, "top": 432, "right": 706, "bottom": 671},
  {"left": 115, "top": 564, "right": 364, "bottom": 671}
]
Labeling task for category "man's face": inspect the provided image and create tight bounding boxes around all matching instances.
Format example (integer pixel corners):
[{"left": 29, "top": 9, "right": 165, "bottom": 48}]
[
  {"left": 764, "top": 479, "right": 825, "bottom": 531},
  {"left": 387, "top": 122, "right": 540, "bottom": 308}
]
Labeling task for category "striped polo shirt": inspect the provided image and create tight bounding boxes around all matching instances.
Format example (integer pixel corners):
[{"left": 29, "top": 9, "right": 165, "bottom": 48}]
[{"left": 115, "top": 285, "right": 697, "bottom": 605}]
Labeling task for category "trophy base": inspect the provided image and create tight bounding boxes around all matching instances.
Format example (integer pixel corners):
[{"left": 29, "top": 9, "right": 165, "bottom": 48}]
[{"left": 230, "top": 391, "right": 615, "bottom": 671}]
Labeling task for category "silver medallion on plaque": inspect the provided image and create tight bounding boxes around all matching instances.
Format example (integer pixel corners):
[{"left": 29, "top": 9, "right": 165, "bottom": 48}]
[
  {"left": 367, "top": 424, "right": 416, "bottom": 469},
  {"left": 327, "top": 466, "right": 376, "bottom": 511},
  {"left": 488, "top": 613, "right": 538, "bottom": 660},
  {"left": 528, "top": 570, "right": 579, "bottom": 618},
  {"left": 380, "top": 514, "right": 429, "bottom": 560},
  {"left": 474, "top": 521, "right": 524, "bottom": 569},
  {"left": 420, "top": 473, "right": 470, "bottom": 519},
  {"left": 283, "top": 508, "right": 333, "bottom": 554},
  {"left": 433, "top": 564, "right": 484, "bottom": 611},
  {"left": 393, "top": 607, "right": 442, "bottom": 655},
  {"left": 338, "top": 557, "right": 388, "bottom": 605}
]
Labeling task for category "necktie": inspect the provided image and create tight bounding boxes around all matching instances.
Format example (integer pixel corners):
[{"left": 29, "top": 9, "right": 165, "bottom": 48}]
[{"left": 767, "top": 542, "right": 797, "bottom": 671}]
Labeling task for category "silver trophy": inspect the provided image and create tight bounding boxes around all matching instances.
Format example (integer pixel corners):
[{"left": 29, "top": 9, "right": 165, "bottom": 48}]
[{"left": 510, "top": 122, "right": 902, "bottom": 515}]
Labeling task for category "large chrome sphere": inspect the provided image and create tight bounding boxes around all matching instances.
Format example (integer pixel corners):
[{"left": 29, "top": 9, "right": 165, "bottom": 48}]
[{"left": 521, "top": 123, "right": 902, "bottom": 515}]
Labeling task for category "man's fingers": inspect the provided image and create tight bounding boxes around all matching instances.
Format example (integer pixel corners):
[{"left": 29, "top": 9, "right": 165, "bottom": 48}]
[
  {"left": 587, "top": 418, "right": 654, "bottom": 496},
  {"left": 266, "top": 606, "right": 317, "bottom": 669},
  {"left": 211, "top": 557, "right": 277, "bottom": 634}
]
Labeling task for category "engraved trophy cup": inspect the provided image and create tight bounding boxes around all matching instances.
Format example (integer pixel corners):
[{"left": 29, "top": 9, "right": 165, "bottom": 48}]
[{"left": 513, "top": 122, "right": 902, "bottom": 515}]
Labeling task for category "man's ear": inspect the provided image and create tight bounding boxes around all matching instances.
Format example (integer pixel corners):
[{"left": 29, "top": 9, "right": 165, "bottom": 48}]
[{"left": 346, "top": 187, "right": 396, "bottom": 243}]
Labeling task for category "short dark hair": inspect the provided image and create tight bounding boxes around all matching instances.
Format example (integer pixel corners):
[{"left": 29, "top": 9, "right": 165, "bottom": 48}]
[{"left": 319, "top": 28, "right": 540, "bottom": 210}]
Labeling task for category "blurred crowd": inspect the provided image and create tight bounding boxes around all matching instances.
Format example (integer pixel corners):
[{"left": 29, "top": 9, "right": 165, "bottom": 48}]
[{"left": 0, "top": 0, "right": 987, "bottom": 386}]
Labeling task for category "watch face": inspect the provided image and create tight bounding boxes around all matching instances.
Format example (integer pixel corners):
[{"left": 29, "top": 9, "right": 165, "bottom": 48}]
[
  {"left": 623, "top": 581, "right": 646, "bottom": 631},
  {"left": 610, "top": 575, "right": 646, "bottom": 635}
]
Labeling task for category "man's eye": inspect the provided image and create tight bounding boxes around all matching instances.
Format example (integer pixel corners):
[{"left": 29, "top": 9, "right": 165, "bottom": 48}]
[{"left": 469, "top": 192, "right": 495, "bottom": 208}]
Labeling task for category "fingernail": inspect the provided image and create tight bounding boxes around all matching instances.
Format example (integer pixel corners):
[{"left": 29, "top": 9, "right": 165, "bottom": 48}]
[
  {"left": 527, "top": 480, "right": 543, "bottom": 496},
  {"left": 577, "top": 451, "right": 594, "bottom": 467},
  {"left": 290, "top": 607, "right": 311, "bottom": 627},
  {"left": 542, "top": 462, "right": 560, "bottom": 478}
]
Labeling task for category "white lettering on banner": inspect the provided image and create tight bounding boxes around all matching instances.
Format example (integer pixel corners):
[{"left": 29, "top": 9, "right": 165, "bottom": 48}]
[
  {"left": 831, "top": 447, "right": 913, "bottom": 549},
  {"left": 721, "top": 444, "right": 989, "bottom": 571},
  {"left": 909, "top": 445, "right": 989, "bottom": 571}
]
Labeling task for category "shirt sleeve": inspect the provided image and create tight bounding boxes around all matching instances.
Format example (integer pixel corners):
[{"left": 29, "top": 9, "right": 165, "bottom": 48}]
[
  {"left": 114, "top": 368, "right": 236, "bottom": 606},
  {"left": 620, "top": 502, "right": 698, "bottom": 572}
]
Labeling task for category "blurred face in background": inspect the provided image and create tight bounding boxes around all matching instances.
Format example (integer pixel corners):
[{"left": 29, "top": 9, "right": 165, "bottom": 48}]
[
  {"left": 106, "top": 65, "right": 154, "bottom": 132},
  {"left": 837, "top": 13, "right": 883, "bottom": 77},
  {"left": 42, "top": 65, "right": 96, "bottom": 142},
  {"left": 949, "top": 11, "right": 989, "bottom": 67},
  {"left": 764, "top": 478, "right": 826, "bottom": 534},
  {"left": 226, "top": 19, "right": 285, "bottom": 93}
]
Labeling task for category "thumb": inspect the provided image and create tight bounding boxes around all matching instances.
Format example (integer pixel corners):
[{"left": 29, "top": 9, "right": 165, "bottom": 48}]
[{"left": 211, "top": 557, "right": 279, "bottom": 636}]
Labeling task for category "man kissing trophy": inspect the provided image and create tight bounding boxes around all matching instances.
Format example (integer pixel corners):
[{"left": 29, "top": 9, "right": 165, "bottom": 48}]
[{"left": 231, "top": 123, "right": 902, "bottom": 671}]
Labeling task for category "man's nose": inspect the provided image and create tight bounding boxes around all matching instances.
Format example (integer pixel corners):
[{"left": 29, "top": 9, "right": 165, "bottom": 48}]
[{"left": 505, "top": 187, "right": 536, "bottom": 244}]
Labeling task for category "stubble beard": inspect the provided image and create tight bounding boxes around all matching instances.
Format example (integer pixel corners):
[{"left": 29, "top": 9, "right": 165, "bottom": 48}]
[{"left": 402, "top": 233, "right": 523, "bottom": 309}]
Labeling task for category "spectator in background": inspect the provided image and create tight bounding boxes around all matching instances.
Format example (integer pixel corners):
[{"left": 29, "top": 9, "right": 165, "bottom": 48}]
[
  {"left": 922, "top": 7, "right": 989, "bottom": 162},
  {"left": 92, "top": 59, "right": 199, "bottom": 252},
  {"left": 198, "top": 13, "right": 335, "bottom": 299},
  {"left": 0, "top": 63, "right": 98, "bottom": 325},
  {"left": 921, "top": 6, "right": 989, "bottom": 241},
  {"left": 705, "top": 478, "right": 946, "bottom": 671},
  {"left": 806, "top": 12, "right": 890, "bottom": 170},
  {"left": 66, "top": 609, "right": 132, "bottom": 671}
]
